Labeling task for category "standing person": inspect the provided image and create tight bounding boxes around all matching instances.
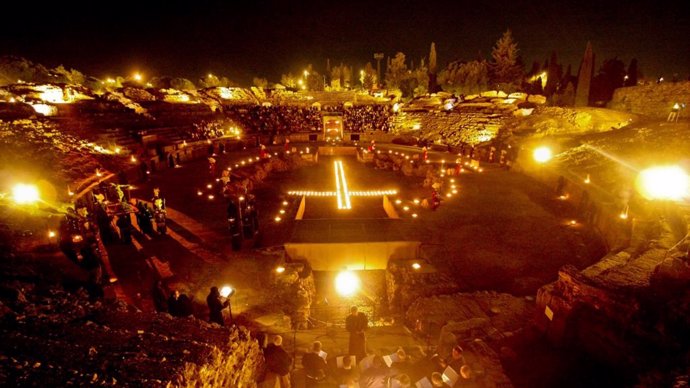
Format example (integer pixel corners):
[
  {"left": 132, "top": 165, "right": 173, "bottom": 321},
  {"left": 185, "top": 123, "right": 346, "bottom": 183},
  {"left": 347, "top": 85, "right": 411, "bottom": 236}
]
[
  {"left": 302, "top": 341, "right": 328, "bottom": 387},
  {"left": 167, "top": 290, "right": 182, "bottom": 317},
  {"left": 151, "top": 280, "right": 168, "bottom": 313},
  {"left": 208, "top": 157, "right": 217, "bottom": 177},
  {"left": 345, "top": 306, "right": 368, "bottom": 361},
  {"left": 206, "top": 286, "right": 230, "bottom": 326},
  {"left": 264, "top": 335, "right": 292, "bottom": 388},
  {"left": 152, "top": 187, "right": 166, "bottom": 210},
  {"left": 422, "top": 146, "right": 428, "bottom": 161},
  {"left": 284, "top": 138, "right": 290, "bottom": 153},
  {"left": 259, "top": 144, "right": 268, "bottom": 159}
]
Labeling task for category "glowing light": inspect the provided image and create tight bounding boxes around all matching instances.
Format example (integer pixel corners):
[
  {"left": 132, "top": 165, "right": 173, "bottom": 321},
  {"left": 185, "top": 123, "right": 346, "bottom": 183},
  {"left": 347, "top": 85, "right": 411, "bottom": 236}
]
[
  {"left": 335, "top": 271, "right": 360, "bottom": 297},
  {"left": 133, "top": 73, "right": 143, "bottom": 82},
  {"left": 220, "top": 286, "right": 234, "bottom": 298},
  {"left": 48, "top": 230, "right": 56, "bottom": 238},
  {"left": 131, "top": 155, "right": 137, "bottom": 163},
  {"left": 533, "top": 146, "right": 553, "bottom": 163},
  {"left": 395, "top": 199, "right": 402, "bottom": 204},
  {"left": 392, "top": 103, "right": 400, "bottom": 112},
  {"left": 282, "top": 201, "right": 289, "bottom": 206},
  {"left": 31, "top": 103, "right": 57, "bottom": 116},
  {"left": 12, "top": 184, "right": 39, "bottom": 204},
  {"left": 275, "top": 266, "right": 286, "bottom": 273},
  {"left": 619, "top": 206, "right": 629, "bottom": 220},
  {"left": 636, "top": 165, "right": 690, "bottom": 201},
  {"left": 444, "top": 101, "right": 454, "bottom": 111},
  {"left": 274, "top": 216, "right": 282, "bottom": 222},
  {"left": 446, "top": 193, "right": 452, "bottom": 198},
  {"left": 208, "top": 195, "right": 215, "bottom": 200},
  {"left": 569, "top": 220, "right": 577, "bottom": 225},
  {"left": 403, "top": 206, "right": 409, "bottom": 211},
  {"left": 197, "top": 190, "right": 203, "bottom": 196},
  {"left": 412, "top": 213, "right": 418, "bottom": 218},
  {"left": 452, "top": 189, "right": 458, "bottom": 194},
  {"left": 412, "top": 262, "right": 421, "bottom": 270},
  {"left": 413, "top": 199, "right": 420, "bottom": 204},
  {"left": 584, "top": 174, "right": 591, "bottom": 184},
  {"left": 114, "top": 147, "right": 121, "bottom": 154},
  {"left": 207, "top": 184, "right": 213, "bottom": 189}
]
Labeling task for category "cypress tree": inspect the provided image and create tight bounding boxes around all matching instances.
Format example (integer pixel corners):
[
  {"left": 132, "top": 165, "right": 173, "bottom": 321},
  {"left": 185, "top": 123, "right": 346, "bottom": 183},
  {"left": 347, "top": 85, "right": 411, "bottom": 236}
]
[{"left": 575, "top": 42, "right": 594, "bottom": 106}]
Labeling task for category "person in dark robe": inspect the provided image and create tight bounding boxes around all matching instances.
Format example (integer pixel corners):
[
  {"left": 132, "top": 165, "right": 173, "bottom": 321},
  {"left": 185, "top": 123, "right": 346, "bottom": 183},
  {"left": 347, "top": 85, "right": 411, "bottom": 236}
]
[
  {"left": 178, "top": 293, "right": 193, "bottom": 316},
  {"left": 167, "top": 290, "right": 182, "bottom": 317},
  {"left": 206, "top": 286, "right": 229, "bottom": 326},
  {"left": 151, "top": 280, "right": 168, "bottom": 312},
  {"left": 345, "top": 306, "right": 368, "bottom": 360}
]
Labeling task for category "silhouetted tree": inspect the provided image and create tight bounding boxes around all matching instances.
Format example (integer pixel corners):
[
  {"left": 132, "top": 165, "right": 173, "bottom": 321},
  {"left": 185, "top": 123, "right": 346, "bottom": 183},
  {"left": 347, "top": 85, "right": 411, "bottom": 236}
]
[
  {"left": 361, "top": 62, "right": 377, "bottom": 90},
  {"left": 590, "top": 57, "right": 626, "bottom": 105},
  {"left": 554, "top": 81, "right": 575, "bottom": 106},
  {"left": 489, "top": 30, "right": 523, "bottom": 91},
  {"left": 385, "top": 52, "right": 408, "bottom": 90},
  {"left": 280, "top": 73, "right": 298, "bottom": 88},
  {"left": 575, "top": 41, "right": 594, "bottom": 106},
  {"left": 428, "top": 42, "right": 441, "bottom": 93},
  {"left": 544, "top": 51, "right": 562, "bottom": 97},
  {"left": 625, "top": 58, "right": 638, "bottom": 86},
  {"left": 252, "top": 77, "right": 268, "bottom": 89},
  {"left": 439, "top": 60, "right": 489, "bottom": 95}
]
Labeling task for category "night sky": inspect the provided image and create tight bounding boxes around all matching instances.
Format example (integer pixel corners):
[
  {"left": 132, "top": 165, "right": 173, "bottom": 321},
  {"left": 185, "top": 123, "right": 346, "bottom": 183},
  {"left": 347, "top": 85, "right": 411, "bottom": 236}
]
[{"left": 2, "top": 0, "right": 688, "bottom": 85}]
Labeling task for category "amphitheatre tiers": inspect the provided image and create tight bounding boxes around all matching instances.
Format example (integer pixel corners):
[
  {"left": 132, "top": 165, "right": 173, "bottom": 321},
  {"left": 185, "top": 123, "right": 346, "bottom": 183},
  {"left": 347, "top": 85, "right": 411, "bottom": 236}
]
[{"left": 1, "top": 55, "right": 690, "bottom": 387}]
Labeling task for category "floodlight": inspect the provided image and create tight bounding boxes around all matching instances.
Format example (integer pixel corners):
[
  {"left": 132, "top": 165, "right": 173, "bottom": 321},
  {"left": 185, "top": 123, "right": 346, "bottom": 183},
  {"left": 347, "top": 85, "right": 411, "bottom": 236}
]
[
  {"left": 335, "top": 271, "right": 360, "bottom": 297},
  {"left": 12, "top": 184, "right": 39, "bottom": 204},
  {"left": 533, "top": 146, "right": 553, "bottom": 163}
]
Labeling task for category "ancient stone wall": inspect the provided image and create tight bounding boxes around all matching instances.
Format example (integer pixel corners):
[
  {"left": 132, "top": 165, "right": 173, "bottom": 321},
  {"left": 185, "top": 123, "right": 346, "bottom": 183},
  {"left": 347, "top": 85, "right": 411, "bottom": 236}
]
[{"left": 608, "top": 81, "right": 690, "bottom": 119}]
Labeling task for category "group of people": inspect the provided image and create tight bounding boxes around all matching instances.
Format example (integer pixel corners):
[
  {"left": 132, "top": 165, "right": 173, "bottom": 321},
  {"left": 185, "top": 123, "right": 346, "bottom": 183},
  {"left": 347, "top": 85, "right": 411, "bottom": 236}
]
[
  {"left": 343, "top": 104, "right": 392, "bottom": 133},
  {"left": 226, "top": 105, "right": 322, "bottom": 135},
  {"left": 185, "top": 120, "right": 227, "bottom": 141},
  {"left": 259, "top": 305, "right": 476, "bottom": 387},
  {"left": 151, "top": 283, "right": 234, "bottom": 326}
]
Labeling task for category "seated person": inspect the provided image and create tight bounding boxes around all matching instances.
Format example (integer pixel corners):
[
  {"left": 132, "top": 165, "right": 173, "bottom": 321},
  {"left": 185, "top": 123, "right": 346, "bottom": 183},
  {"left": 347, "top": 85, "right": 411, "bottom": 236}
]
[
  {"left": 302, "top": 341, "right": 328, "bottom": 387},
  {"left": 335, "top": 355, "right": 359, "bottom": 386}
]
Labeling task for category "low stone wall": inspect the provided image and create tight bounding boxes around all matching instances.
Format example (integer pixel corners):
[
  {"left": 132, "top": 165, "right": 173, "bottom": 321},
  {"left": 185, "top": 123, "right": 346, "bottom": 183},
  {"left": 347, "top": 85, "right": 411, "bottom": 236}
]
[{"left": 608, "top": 81, "right": 690, "bottom": 119}]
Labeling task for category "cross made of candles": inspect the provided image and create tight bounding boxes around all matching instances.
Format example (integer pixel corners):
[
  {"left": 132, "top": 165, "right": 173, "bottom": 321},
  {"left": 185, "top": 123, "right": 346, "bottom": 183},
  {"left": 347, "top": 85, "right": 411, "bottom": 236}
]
[{"left": 287, "top": 160, "right": 397, "bottom": 210}]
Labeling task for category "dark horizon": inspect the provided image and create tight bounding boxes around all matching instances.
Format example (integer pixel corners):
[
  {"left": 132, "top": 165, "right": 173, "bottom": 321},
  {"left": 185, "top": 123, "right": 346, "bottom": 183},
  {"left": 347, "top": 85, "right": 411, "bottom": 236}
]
[{"left": 1, "top": 0, "right": 688, "bottom": 85}]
